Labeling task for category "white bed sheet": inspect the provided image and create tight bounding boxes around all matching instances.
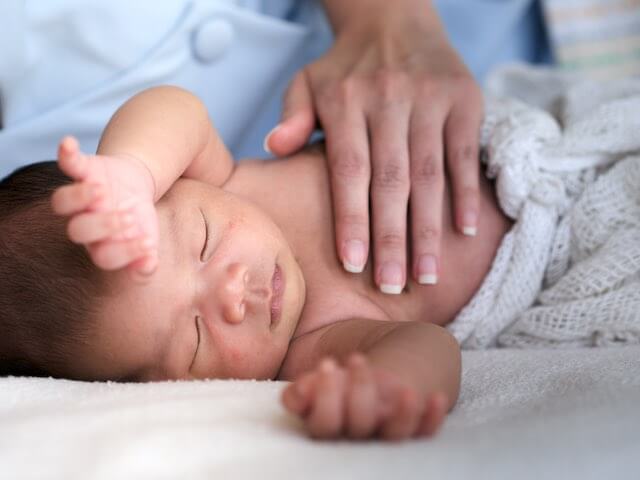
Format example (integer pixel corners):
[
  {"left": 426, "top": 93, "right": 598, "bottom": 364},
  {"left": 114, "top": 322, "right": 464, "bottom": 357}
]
[{"left": 1, "top": 347, "right": 639, "bottom": 480}]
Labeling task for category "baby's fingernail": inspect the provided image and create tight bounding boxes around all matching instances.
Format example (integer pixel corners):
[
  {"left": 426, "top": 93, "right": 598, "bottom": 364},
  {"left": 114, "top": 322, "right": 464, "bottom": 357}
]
[
  {"left": 379, "top": 262, "right": 403, "bottom": 294},
  {"left": 462, "top": 211, "right": 477, "bottom": 236},
  {"left": 140, "top": 236, "right": 154, "bottom": 250},
  {"left": 417, "top": 255, "right": 438, "bottom": 285},
  {"left": 121, "top": 212, "right": 135, "bottom": 226},
  {"left": 90, "top": 184, "right": 103, "bottom": 198},
  {"left": 263, "top": 125, "right": 280, "bottom": 154},
  {"left": 320, "top": 358, "right": 336, "bottom": 372},
  {"left": 139, "top": 257, "right": 157, "bottom": 276},
  {"left": 343, "top": 240, "right": 365, "bottom": 273}
]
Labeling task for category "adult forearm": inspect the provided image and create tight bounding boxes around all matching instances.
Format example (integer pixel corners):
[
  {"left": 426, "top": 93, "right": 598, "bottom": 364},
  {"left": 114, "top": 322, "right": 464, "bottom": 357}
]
[
  {"left": 364, "top": 322, "right": 461, "bottom": 410},
  {"left": 97, "top": 86, "right": 233, "bottom": 202}
]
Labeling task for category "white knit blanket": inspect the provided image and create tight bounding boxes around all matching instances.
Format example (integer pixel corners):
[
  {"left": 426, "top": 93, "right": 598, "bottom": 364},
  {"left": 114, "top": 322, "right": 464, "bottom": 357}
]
[{"left": 448, "top": 64, "right": 640, "bottom": 349}]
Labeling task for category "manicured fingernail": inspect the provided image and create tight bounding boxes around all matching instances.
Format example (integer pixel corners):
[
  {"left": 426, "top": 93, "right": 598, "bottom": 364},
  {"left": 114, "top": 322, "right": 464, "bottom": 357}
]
[
  {"left": 343, "top": 240, "right": 365, "bottom": 273},
  {"left": 379, "top": 262, "right": 403, "bottom": 294},
  {"left": 417, "top": 255, "right": 438, "bottom": 285},
  {"left": 462, "top": 211, "right": 477, "bottom": 236},
  {"left": 263, "top": 124, "right": 280, "bottom": 154}
]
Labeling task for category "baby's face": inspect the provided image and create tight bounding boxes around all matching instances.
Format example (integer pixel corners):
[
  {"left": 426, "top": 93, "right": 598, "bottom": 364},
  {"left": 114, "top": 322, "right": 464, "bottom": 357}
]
[{"left": 81, "top": 178, "right": 306, "bottom": 382}]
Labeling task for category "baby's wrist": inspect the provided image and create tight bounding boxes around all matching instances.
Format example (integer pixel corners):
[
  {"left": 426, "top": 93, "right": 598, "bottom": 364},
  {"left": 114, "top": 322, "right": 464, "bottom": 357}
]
[{"left": 112, "top": 153, "right": 157, "bottom": 202}]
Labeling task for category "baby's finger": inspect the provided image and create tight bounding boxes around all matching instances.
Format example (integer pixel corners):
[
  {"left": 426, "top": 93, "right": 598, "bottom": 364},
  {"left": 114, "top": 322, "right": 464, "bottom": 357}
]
[
  {"left": 57, "top": 136, "right": 89, "bottom": 181},
  {"left": 66, "top": 210, "right": 138, "bottom": 245},
  {"left": 306, "top": 358, "right": 346, "bottom": 439},
  {"left": 126, "top": 254, "right": 159, "bottom": 282},
  {"left": 88, "top": 235, "right": 155, "bottom": 271},
  {"left": 379, "top": 387, "right": 422, "bottom": 441},
  {"left": 281, "top": 372, "right": 318, "bottom": 416},
  {"left": 416, "top": 392, "right": 448, "bottom": 437},
  {"left": 345, "top": 353, "right": 379, "bottom": 439},
  {"left": 51, "top": 183, "right": 103, "bottom": 216}
]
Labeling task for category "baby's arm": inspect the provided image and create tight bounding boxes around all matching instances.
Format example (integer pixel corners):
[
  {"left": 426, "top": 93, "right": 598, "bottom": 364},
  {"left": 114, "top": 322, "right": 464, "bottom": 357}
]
[
  {"left": 97, "top": 85, "right": 234, "bottom": 201},
  {"left": 51, "top": 86, "right": 232, "bottom": 276},
  {"left": 280, "top": 319, "right": 461, "bottom": 440}
]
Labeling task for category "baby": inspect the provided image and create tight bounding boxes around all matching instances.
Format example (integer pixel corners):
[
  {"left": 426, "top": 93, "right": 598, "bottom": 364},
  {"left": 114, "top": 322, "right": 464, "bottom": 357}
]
[
  {"left": 0, "top": 86, "right": 511, "bottom": 441},
  {"left": 4, "top": 71, "right": 638, "bottom": 440}
]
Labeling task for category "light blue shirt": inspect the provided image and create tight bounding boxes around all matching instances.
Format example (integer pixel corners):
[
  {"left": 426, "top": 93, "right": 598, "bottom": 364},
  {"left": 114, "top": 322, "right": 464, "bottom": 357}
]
[{"left": 0, "top": 0, "right": 550, "bottom": 179}]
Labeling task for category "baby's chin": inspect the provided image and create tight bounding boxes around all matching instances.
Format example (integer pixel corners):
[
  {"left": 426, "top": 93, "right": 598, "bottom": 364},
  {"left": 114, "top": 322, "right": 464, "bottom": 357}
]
[{"left": 281, "top": 247, "right": 307, "bottom": 340}]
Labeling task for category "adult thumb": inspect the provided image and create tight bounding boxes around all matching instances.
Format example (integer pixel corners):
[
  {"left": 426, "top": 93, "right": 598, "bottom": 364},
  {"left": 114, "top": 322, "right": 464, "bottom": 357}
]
[{"left": 264, "top": 69, "right": 316, "bottom": 156}]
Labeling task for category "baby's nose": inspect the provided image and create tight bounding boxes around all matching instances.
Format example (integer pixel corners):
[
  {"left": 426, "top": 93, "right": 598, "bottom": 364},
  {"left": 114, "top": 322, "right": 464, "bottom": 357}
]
[{"left": 220, "top": 262, "right": 248, "bottom": 324}]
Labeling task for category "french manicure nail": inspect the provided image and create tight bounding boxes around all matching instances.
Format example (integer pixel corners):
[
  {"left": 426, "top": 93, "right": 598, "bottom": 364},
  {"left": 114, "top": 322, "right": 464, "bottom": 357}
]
[
  {"left": 379, "top": 262, "right": 403, "bottom": 294},
  {"left": 263, "top": 124, "right": 280, "bottom": 154},
  {"left": 343, "top": 240, "right": 366, "bottom": 273},
  {"left": 462, "top": 211, "right": 477, "bottom": 236},
  {"left": 418, "top": 255, "right": 438, "bottom": 285}
]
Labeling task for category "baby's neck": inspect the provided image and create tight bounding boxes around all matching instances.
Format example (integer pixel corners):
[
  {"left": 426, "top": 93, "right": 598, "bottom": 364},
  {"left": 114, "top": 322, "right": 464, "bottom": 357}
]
[{"left": 224, "top": 147, "right": 513, "bottom": 330}]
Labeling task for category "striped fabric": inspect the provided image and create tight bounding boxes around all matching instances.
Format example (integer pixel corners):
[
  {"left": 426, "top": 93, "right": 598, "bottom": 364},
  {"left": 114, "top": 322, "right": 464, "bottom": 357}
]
[{"left": 542, "top": 0, "right": 640, "bottom": 78}]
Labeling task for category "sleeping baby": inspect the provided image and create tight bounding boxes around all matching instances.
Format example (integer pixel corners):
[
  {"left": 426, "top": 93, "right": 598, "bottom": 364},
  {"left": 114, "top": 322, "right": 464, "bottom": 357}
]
[{"left": 2, "top": 67, "right": 640, "bottom": 440}]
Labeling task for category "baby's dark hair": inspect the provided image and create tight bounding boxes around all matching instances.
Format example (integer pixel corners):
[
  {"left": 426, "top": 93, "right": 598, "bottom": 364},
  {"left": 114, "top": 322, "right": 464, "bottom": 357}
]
[{"left": 0, "top": 161, "right": 106, "bottom": 379}]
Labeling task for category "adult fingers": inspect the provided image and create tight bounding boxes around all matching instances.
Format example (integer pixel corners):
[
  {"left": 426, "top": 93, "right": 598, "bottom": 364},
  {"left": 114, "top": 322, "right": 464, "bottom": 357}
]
[
  {"left": 51, "top": 182, "right": 103, "bottom": 216},
  {"left": 322, "top": 105, "right": 371, "bottom": 274},
  {"left": 369, "top": 102, "right": 411, "bottom": 294},
  {"left": 444, "top": 89, "right": 483, "bottom": 236},
  {"left": 265, "top": 69, "right": 316, "bottom": 157},
  {"left": 408, "top": 102, "right": 447, "bottom": 285}
]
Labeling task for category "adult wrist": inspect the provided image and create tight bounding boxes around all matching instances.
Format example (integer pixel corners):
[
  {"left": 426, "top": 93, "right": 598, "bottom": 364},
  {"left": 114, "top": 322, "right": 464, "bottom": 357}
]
[{"left": 323, "top": 0, "right": 440, "bottom": 38}]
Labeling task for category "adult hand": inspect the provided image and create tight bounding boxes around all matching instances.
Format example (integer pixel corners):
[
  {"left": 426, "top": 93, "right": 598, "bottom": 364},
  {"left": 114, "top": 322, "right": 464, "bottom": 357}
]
[{"left": 265, "top": 3, "right": 483, "bottom": 293}]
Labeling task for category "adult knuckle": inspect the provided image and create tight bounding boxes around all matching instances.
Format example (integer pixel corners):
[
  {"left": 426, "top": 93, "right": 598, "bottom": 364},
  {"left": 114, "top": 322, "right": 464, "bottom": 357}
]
[
  {"left": 372, "top": 161, "right": 409, "bottom": 190},
  {"left": 331, "top": 152, "right": 368, "bottom": 180},
  {"left": 411, "top": 154, "right": 442, "bottom": 186},
  {"left": 336, "top": 212, "right": 368, "bottom": 229},
  {"left": 328, "top": 77, "right": 358, "bottom": 103},
  {"left": 416, "top": 226, "right": 441, "bottom": 244},
  {"left": 449, "top": 145, "right": 476, "bottom": 165},
  {"left": 377, "top": 231, "right": 405, "bottom": 249},
  {"left": 374, "top": 70, "right": 396, "bottom": 96}
]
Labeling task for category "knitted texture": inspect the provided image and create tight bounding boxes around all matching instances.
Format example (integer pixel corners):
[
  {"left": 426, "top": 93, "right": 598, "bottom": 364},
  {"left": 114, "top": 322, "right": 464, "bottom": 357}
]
[{"left": 448, "top": 64, "right": 640, "bottom": 349}]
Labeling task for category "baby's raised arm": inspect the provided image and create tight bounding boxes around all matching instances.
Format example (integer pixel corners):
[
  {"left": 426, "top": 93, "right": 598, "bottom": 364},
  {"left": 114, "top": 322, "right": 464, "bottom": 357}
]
[
  {"left": 97, "top": 85, "right": 234, "bottom": 200},
  {"left": 51, "top": 86, "right": 233, "bottom": 276},
  {"left": 280, "top": 319, "right": 461, "bottom": 440}
]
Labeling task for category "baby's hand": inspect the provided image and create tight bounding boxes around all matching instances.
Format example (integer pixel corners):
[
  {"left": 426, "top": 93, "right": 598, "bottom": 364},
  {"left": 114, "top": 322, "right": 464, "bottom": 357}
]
[
  {"left": 281, "top": 354, "right": 448, "bottom": 441},
  {"left": 51, "top": 136, "right": 159, "bottom": 278}
]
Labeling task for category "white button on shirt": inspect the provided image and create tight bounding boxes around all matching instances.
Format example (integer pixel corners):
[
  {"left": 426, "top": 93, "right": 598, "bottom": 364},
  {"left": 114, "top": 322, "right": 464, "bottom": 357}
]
[{"left": 192, "top": 18, "right": 236, "bottom": 64}]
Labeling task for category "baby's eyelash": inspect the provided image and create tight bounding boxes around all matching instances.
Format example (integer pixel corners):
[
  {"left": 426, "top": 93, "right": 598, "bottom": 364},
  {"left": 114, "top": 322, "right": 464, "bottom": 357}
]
[
  {"left": 199, "top": 208, "right": 209, "bottom": 261},
  {"left": 191, "top": 316, "right": 201, "bottom": 370}
]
